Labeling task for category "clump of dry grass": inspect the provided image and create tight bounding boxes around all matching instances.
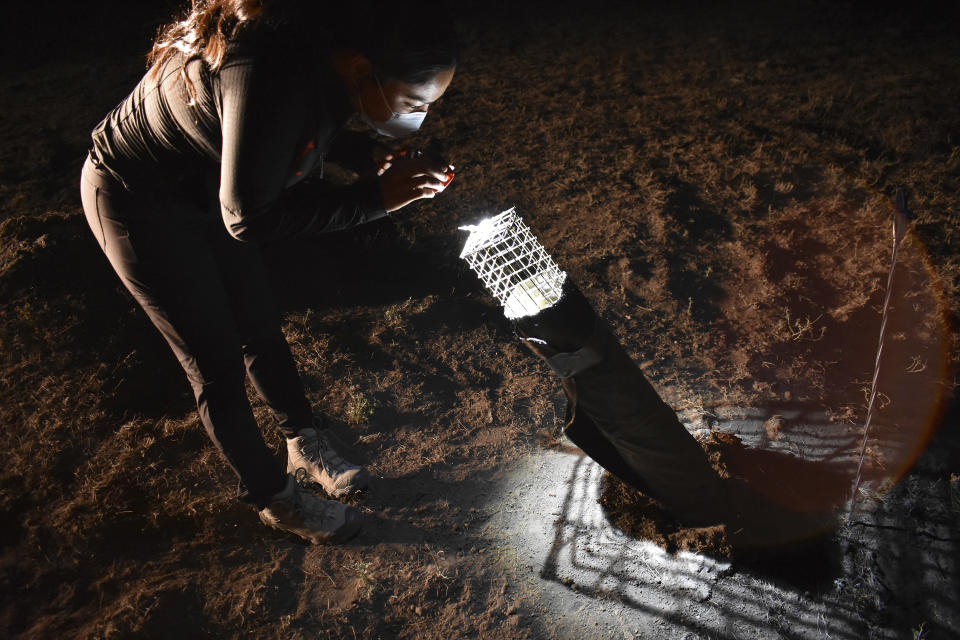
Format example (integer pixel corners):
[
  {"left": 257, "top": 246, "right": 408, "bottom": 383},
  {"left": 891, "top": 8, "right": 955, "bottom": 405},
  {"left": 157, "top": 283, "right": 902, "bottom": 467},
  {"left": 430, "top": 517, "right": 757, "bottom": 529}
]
[{"left": 346, "top": 391, "right": 376, "bottom": 425}]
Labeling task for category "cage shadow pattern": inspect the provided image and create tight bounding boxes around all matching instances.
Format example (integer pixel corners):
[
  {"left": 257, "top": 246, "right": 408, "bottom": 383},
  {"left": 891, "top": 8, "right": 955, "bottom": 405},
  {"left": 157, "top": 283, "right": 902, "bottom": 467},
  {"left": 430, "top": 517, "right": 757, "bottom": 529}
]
[{"left": 482, "top": 406, "right": 953, "bottom": 639}]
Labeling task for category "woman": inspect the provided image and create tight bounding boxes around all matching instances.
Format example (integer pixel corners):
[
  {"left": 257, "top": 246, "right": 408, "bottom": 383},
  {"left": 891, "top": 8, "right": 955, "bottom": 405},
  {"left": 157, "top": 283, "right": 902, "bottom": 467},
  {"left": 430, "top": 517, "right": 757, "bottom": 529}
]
[{"left": 79, "top": 0, "right": 458, "bottom": 544}]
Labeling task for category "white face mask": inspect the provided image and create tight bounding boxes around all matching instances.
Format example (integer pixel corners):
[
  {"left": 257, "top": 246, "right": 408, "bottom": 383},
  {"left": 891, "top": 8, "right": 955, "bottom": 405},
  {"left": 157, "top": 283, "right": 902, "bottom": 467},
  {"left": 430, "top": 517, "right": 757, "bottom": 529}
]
[{"left": 359, "top": 76, "right": 427, "bottom": 138}]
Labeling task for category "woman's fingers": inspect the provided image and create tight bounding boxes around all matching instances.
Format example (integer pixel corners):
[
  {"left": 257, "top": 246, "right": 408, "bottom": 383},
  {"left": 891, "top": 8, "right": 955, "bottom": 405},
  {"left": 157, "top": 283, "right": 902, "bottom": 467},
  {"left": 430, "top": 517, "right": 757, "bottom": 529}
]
[
  {"left": 409, "top": 160, "right": 451, "bottom": 182},
  {"left": 379, "top": 155, "right": 456, "bottom": 212},
  {"left": 391, "top": 155, "right": 452, "bottom": 181},
  {"left": 411, "top": 175, "right": 445, "bottom": 191}
]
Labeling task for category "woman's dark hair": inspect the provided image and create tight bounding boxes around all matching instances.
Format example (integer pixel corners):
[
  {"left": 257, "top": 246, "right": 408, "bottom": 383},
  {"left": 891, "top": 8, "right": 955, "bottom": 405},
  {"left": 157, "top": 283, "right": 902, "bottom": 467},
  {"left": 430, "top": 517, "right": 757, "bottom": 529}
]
[
  {"left": 148, "top": 0, "right": 458, "bottom": 102},
  {"left": 334, "top": 6, "right": 459, "bottom": 85}
]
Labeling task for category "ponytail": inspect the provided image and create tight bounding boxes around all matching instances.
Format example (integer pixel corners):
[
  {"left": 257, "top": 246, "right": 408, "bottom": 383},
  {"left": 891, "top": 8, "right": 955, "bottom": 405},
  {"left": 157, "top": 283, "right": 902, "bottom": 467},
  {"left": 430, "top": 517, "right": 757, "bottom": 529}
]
[{"left": 148, "top": 0, "right": 270, "bottom": 103}]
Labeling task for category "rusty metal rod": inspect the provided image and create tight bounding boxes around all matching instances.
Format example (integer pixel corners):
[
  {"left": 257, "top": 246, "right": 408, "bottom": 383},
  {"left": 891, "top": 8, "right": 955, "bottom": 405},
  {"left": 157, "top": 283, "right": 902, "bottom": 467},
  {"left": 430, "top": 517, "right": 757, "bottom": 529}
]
[{"left": 848, "top": 189, "right": 911, "bottom": 519}]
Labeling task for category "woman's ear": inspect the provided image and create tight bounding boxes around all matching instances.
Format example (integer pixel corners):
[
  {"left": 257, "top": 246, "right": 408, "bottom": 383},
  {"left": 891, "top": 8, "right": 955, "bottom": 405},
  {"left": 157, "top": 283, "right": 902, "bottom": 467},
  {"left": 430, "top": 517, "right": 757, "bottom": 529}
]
[{"left": 346, "top": 54, "right": 374, "bottom": 84}]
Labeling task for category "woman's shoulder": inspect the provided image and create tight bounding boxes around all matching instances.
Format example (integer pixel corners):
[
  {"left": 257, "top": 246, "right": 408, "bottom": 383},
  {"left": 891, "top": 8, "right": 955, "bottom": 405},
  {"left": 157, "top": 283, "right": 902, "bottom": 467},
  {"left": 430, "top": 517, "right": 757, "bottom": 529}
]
[
  {"left": 215, "top": 41, "right": 328, "bottom": 125},
  {"left": 219, "top": 37, "right": 323, "bottom": 88}
]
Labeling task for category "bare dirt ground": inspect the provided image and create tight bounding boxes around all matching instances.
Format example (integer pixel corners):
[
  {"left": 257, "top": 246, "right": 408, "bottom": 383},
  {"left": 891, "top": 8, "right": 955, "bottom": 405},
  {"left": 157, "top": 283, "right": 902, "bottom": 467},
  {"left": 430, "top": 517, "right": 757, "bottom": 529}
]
[{"left": 1, "top": 1, "right": 958, "bottom": 638}]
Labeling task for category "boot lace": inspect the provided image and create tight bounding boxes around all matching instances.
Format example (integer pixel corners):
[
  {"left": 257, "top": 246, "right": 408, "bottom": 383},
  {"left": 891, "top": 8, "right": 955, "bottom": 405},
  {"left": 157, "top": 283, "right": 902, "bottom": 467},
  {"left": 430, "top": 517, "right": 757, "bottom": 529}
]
[
  {"left": 301, "top": 431, "right": 351, "bottom": 476},
  {"left": 291, "top": 473, "right": 338, "bottom": 524}
]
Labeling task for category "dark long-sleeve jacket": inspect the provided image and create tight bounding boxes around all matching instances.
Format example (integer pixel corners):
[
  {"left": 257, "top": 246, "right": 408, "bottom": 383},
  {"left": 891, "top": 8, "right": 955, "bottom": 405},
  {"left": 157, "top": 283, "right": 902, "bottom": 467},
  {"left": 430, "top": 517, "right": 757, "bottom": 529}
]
[{"left": 89, "top": 43, "right": 387, "bottom": 242}]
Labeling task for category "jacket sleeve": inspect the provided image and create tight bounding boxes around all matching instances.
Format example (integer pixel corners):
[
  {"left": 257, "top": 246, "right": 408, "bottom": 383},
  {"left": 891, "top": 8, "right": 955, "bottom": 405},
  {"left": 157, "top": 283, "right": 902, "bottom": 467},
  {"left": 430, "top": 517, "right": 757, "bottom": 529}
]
[
  {"left": 325, "top": 129, "right": 379, "bottom": 174},
  {"left": 216, "top": 58, "right": 387, "bottom": 243}
]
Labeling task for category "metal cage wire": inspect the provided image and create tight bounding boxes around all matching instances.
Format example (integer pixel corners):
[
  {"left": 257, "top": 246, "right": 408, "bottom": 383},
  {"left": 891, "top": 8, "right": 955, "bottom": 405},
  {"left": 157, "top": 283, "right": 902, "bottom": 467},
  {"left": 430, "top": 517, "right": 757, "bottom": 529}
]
[{"left": 459, "top": 207, "right": 567, "bottom": 318}]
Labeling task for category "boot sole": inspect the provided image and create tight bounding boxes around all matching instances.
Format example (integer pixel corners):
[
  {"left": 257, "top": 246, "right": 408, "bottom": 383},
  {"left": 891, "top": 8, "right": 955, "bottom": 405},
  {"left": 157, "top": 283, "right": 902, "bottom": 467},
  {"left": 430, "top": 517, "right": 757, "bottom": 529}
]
[
  {"left": 309, "top": 517, "right": 362, "bottom": 545},
  {"left": 259, "top": 513, "right": 363, "bottom": 545}
]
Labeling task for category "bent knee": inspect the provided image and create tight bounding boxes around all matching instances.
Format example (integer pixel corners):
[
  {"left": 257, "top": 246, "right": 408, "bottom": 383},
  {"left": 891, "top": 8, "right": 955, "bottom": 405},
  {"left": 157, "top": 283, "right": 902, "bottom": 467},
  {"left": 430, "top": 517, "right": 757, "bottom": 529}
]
[{"left": 180, "top": 352, "right": 247, "bottom": 392}]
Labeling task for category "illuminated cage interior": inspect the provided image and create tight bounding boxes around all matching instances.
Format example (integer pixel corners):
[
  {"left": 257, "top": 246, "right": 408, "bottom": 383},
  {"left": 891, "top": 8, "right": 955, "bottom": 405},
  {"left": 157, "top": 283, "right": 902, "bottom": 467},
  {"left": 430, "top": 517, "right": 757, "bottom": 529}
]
[{"left": 459, "top": 207, "right": 567, "bottom": 319}]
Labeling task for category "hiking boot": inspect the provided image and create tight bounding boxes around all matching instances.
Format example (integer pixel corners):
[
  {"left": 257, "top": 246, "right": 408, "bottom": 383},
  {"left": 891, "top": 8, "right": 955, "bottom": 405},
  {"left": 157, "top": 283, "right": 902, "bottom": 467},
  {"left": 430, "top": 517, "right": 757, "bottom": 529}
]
[
  {"left": 259, "top": 475, "right": 362, "bottom": 545},
  {"left": 286, "top": 422, "right": 370, "bottom": 498}
]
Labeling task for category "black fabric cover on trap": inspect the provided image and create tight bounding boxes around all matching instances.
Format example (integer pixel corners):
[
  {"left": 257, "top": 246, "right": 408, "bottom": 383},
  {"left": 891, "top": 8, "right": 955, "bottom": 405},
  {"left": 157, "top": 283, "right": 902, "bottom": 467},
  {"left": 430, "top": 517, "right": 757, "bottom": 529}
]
[{"left": 513, "top": 281, "right": 728, "bottom": 527}]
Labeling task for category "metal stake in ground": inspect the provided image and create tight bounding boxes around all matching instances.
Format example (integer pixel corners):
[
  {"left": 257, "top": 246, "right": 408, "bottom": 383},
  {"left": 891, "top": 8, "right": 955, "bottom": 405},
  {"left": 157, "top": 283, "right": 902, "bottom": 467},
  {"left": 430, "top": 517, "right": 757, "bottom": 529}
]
[{"left": 848, "top": 189, "right": 911, "bottom": 519}]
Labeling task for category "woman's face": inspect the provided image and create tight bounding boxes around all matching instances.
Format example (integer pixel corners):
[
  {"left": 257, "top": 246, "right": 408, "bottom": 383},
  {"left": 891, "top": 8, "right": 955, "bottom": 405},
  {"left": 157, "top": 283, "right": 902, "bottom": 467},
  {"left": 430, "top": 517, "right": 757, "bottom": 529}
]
[{"left": 359, "top": 66, "right": 455, "bottom": 121}]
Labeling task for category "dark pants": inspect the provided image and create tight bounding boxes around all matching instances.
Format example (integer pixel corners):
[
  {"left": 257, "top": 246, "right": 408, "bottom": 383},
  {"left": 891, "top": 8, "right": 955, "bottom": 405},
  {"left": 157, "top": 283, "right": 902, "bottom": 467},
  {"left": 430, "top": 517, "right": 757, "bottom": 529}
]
[{"left": 80, "top": 156, "right": 312, "bottom": 508}]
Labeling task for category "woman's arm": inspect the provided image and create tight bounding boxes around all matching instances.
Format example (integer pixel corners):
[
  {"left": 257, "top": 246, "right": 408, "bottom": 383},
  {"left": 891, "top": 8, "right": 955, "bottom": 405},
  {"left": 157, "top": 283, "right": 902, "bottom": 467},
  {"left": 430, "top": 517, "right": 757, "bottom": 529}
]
[
  {"left": 325, "top": 130, "right": 381, "bottom": 175},
  {"left": 216, "top": 58, "right": 387, "bottom": 243}
]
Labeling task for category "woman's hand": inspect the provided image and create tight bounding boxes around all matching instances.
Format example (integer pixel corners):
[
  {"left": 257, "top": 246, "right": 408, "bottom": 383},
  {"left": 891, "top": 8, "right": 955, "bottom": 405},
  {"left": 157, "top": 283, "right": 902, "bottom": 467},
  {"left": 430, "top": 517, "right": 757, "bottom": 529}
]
[
  {"left": 372, "top": 144, "right": 396, "bottom": 176},
  {"left": 378, "top": 152, "right": 455, "bottom": 213}
]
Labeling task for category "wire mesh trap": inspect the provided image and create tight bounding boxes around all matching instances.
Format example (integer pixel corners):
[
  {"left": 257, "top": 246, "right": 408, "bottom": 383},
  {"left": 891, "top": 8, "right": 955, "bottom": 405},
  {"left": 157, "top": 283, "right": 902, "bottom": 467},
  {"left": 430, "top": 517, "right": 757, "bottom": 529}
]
[{"left": 459, "top": 207, "right": 567, "bottom": 319}]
